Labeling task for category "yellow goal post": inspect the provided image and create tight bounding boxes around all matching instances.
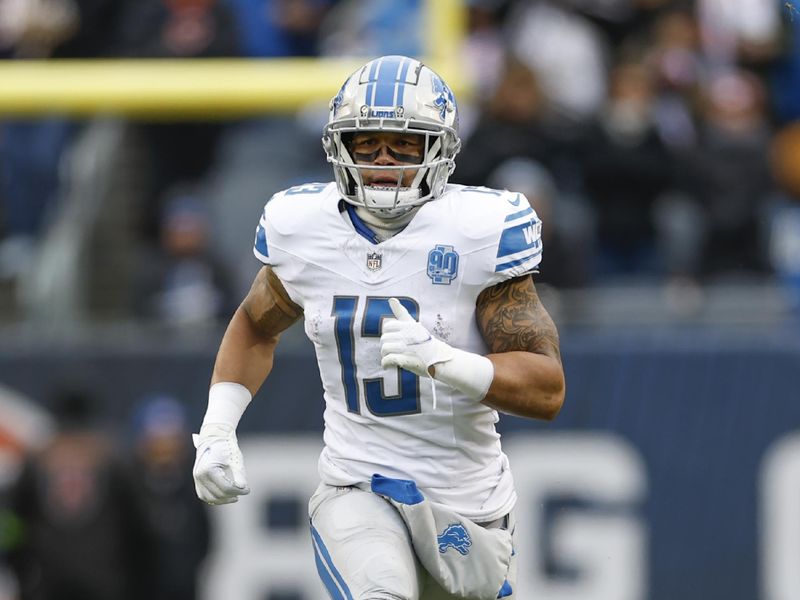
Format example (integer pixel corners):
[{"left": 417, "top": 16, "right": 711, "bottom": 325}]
[{"left": 0, "top": 0, "right": 468, "bottom": 118}]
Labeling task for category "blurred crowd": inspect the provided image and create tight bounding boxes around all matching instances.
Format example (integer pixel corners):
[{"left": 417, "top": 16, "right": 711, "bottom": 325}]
[
  {"left": 0, "top": 385, "right": 210, "bottom": 600},
  {"left": 456, "top": 0, "right": 800, "bottom": 297},
  {"left": 0, "top": 0, "right": 799, "bottom": 327}
]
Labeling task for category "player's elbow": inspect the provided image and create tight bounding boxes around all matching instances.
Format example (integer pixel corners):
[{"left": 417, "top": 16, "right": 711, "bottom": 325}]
[
  {"left": 528, "top": 365, "right": 565, "bottom": 421},
  {"left": 537, "top": 378, "right": 565, "bottom": 421},
  {"left": 484, "top": 353, "right": 565, "bottom": 420}
]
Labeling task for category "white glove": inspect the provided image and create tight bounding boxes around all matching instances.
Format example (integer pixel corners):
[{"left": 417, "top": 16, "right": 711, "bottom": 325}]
[
  {"left": 380, "top": 297, "right": 495, "bottom": 403},
  {"left": 192, "top": 423, "right": 250, "bottom": 505},
  {"left": 380, "top": 297, "right": 454, "bottom": 377}
]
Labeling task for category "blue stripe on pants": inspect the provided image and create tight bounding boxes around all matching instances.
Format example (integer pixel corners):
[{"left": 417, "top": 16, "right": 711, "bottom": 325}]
[
  {"left": 311, "top": 525, "right": 354, "bottom": 600},
  {"left": 313, "top": 542, "right": 344, "bottom": 600}
]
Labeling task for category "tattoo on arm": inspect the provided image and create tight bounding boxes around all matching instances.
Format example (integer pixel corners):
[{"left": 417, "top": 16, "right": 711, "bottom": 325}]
[
  {"left": 242, "top": 266, "right": 303, "bottom": 336},
  {"left": 476, "top": 275, "right": 561, "bottom": 362}
]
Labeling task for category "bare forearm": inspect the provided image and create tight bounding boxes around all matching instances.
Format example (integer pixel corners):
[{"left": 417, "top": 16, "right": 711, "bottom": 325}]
[
  {"left": 483, "top": 351, "right": 565, "bottom": 420},
  {"left": 210, "top": 266, "right": 302, "bottom": 396},
  {"left": 476, "top": 275, "right": 565, "bottom": 421},
  {"left": 211, "top": 306, "right": 279, "bottom": 396}
]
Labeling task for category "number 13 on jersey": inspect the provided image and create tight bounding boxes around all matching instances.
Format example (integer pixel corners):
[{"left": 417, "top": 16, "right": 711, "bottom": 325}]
[{"left": 332, "top": 296, "right": 421, "bottom": 417}]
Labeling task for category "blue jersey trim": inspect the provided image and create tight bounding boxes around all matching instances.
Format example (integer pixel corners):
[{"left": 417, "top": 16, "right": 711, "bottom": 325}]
[
  {"left": 497, "top": 580, "right": 513, "bottom": 598},
  {"left": 254, "top": 223, "right": 269, "bottom": 257},
  {"left": 505, "top": 206, "right": 534, "bottom": 222},
  {"left": 345, "top": 204, "right": 380, "bottom": 244},
  {"left": 497, "top": 220, "right": 540, "bottom": 259},
  {"left": 311, "top": 525, "right": 354, "bottom": 600},
  {"left": 371, "top": 473, "right": 425, "bottom": 505},
  {"left": 495, "top": 249, "right": 543, "bottom": 273}
]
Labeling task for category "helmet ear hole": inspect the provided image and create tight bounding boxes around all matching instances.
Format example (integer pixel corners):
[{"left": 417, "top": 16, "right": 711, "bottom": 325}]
[
  {"left": 341, "top": 132, "right": 354, "bottom": 155},
  {"left": 419, "top": 178, "right": 431, "bottom": 197},
  {"left": 345, "top": 170, "right": 358, "bottom": 195}
]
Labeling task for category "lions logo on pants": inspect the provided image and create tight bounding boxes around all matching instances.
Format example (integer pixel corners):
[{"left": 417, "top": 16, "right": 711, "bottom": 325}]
[{"left": 437, "top": 523, "right": 472, "bottom": 555}]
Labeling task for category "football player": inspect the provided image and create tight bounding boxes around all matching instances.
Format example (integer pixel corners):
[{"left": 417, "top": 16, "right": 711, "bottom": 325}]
[{"left": 192, "top": 55, "right": 565, "bottom": 600}]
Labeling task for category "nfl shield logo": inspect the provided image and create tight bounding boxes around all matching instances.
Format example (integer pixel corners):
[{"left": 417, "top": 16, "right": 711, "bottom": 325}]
[{"left": 366, "top": 251, "right": 383, "bottom": 271}]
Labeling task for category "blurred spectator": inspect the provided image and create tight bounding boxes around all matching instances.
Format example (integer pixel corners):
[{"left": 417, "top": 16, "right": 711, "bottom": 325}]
[
  {"left": 462, "top": 0, "right": 509, "bottom": 94},
  {"left": 116, "top": 0, "right": 240, "bottom": 59},
  {"left": 678, "top": 69, "right": 774, "bottom": 277},
  {"left": 696, "top": 0, "right": 781, "bottom": 69},
  {"left": 0, "top": 119, "right": 72, "bottom": 281},
  {"left": 581, "top": 60, "right": 674, "bottom": 276},
  {"left": 768, "top": 120, "right": 800, "bottom": 312},
  {"left": 0, "top": 385, "right": 53, "bottom": 600},
  {"left": 133, "top": 188, "right": 236, "bottom": 325},
  {"left": 0, "top": 500, "right": 22, "bottom": 600},
  {"left": 6, "top": 386, "right": 156, "bottom": 600},
  {"left": 457, "top": 0, "right": 512, "bottom": 137},
  {"left": 0, "top": 0, "right": 78, "bottom": 59},
  {"left": 559, "top": 0, "right": 676, "bottom": 47},
  {"left": 128, "top": 395, "right": 211, "bottom": 600},
  {"left": 0, "top": 0, "right": 795, "bottom": 305},
  {"left": 771, "top": 3, "right": 800, "bottom": 123},
  {"left": 0, "top": 0, "right": 123, "bottom": 59},
  {"left": 488, "top": 157, "right": 594, "bottom": 287},
  {"left": 117, "top": 0, "right": 241, "bottom": 242},
  {"left": 508, "top": 0, "right": 610, "bottom": 123},
  {"left": 132, "top": 118, "right": 230, "bottom": 243},
  {"left": 0, "top": 385, "right": 54, "bottom": 489},
  {"left": 0, "top": 0, "right": 125, "bottom": 282},
  {"left": 319, "top": 0, "right": 419, "bottom": 58},
  {"left": 455, "top": 56, "right": 586, "bottom": 197},
  {"left": 229, "top": 0, "right": 337, "bottom": 57},
  {"left": 645, "top": 8, "right": 704, "bottom": 150}
]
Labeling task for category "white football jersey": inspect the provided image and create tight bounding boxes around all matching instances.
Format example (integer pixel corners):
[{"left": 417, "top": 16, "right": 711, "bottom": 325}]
[{"left": 253, "top": 182, "right": 542, "bottom": 521}]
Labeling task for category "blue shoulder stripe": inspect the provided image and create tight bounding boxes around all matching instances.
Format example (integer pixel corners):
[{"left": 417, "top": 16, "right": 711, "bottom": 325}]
[
  {"left": 254, "top": 222, "right": 268, "bottom": 258},
  {"left": 505, "top": 206, "right": 534, "bottom": 222},
  {"left": 495, "top": 249, "right": 543, "bottom": 273},
  {"left": 497, "top": 219, "right": 541, "bottom": 260}
]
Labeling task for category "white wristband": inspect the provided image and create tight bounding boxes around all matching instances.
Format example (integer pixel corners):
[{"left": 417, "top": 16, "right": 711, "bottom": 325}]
[
  {"left": 433, "top": 349, "right": 494, "bottom": 401},
  {"left": 200, "top": 382, "right": 252, "bottom": 434}
]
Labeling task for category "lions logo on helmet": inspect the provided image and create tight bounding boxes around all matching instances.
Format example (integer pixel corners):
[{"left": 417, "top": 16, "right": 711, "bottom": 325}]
[
  {"left": 430, "top": 75, "right": 457, "bottom": 121},
  {"left": 322, "top": 55, "right": 461, "bottom": 218},
  {"left": 330, "top": 78, "right": 349, "bottom": 113}
]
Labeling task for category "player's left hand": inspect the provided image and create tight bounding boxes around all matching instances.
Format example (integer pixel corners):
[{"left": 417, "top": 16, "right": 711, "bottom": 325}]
[
  {"left": 380, "top": 297, "right": 454, "bottom": 378},
  {"left": 192, "top": 424, "right": 250, "bottom": 505}
]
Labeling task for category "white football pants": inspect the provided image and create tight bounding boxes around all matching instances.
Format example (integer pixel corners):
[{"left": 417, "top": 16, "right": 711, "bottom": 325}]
[{"left": 308, "top": 483, "right": 517, "bottom": 600}]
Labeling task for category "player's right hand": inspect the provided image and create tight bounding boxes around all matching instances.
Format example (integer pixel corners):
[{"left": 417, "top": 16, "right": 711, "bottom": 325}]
[
  {"left": 192, "top": 423, "right": 250, "bottom": 505},
  {"left": 380, "top": 297, "right": 454, "bottom": 378}
]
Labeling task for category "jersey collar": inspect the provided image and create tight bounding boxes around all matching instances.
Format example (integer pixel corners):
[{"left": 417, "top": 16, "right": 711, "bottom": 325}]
[{"left": 344, "top": 202, "right": 381, "bottom": 244}]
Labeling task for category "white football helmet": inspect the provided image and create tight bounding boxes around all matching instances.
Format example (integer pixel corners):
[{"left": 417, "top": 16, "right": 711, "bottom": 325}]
[{"left": 322, "top": 55, "right": 461, "bottom": 218}]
